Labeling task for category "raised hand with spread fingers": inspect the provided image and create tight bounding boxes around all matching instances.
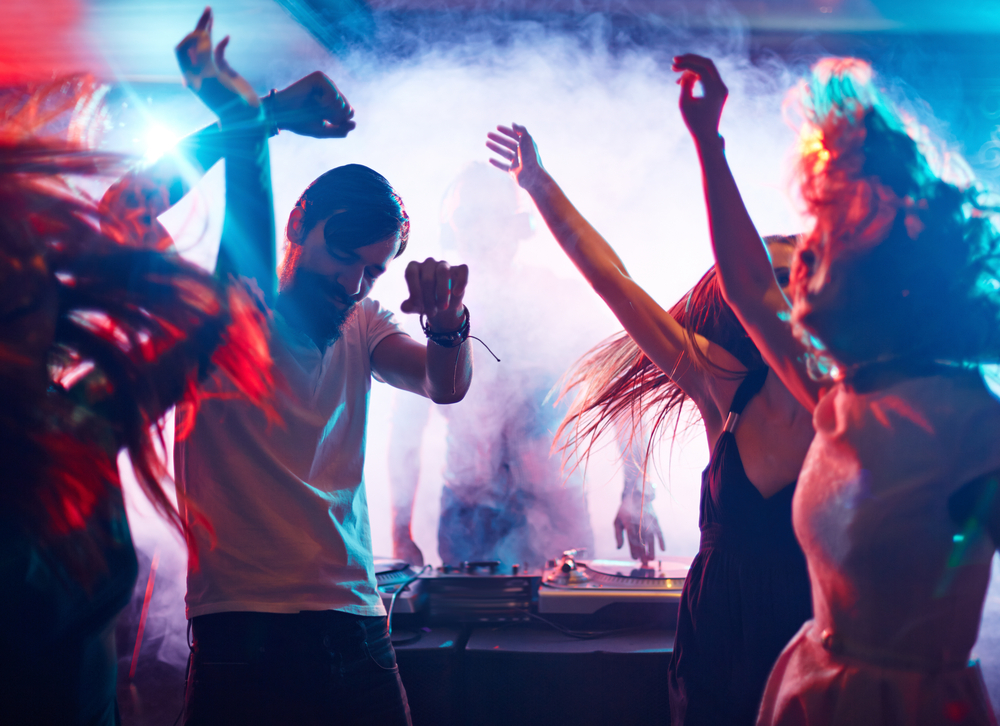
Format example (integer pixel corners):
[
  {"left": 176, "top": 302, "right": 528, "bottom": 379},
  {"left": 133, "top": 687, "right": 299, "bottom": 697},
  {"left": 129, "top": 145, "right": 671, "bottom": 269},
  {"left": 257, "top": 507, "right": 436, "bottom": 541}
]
[{"left": 486, "top": 123, "right": 546, "bottom": 191}]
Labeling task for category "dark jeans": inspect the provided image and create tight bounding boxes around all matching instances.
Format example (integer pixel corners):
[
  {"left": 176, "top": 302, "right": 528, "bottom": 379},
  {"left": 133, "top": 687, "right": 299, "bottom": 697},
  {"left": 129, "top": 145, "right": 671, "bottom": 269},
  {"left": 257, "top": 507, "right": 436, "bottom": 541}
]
[{"left": 183, "top": 610, "right": 411, "bottom": 726}]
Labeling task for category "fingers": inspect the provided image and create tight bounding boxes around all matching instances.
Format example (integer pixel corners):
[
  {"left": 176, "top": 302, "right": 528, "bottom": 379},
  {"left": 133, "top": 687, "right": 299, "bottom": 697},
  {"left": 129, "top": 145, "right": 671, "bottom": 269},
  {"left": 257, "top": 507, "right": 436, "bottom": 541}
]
[
  {"left": 326, "top": 83, "right": 355, "bottom": 119},
  {"left": 628, "top": 526, "right": 642, "bottom": 560},
  {"left": 214, "top": 36, "right": 233, "bottom": 76},
  {"left": 400, "top": 261, "right": 421, "bottom": 314},
  {"left": 614, "top": 516, "right": 625, "bottom": 548},
  {"left": 311, "top": 119, "right": 357, "bottom": 138},
  {"left": 317, "top": 77, "right": 355, "bottom": 126},
  {"left": 636, "top": 516, "right": 664, "bottom": 561},
  {"left": 486, "top": 140, "right": 515, "bottom": 174},
  {"left": 488, "top": 130, "right": 519, "bottom": 151},
  {"left": 176, "top": 8, "right": 214, "bottom": 86},
  {"left": 644, "top": 516, "right": 664, "bottom": 561},
  {"left": 324, "top": 98, "right": 356, "bottom": 126},
  {"left": 678, "top": 70, "right": 698, "bottom": 102},
  {"left": 486, "top": 140, "right": 515, "bottom": 161},
  {"left": 275, "top": 71, "right": 357, "bottom": 139},
  {"left": 418, "top": 259, "right": 438, "bottom": 314},
  {"left": 433, "top": 261, "right": 452, "bottom": 312},
  {"left": 672, "top": 53, "right": 728, "bottom": 95},
  {"left": 448, "top": 263, "right": 469, "bottom": 310},
  {"left": 196, "top": 6, "right": 212, "bottom": 32},
  {"left": 671, "top": 53, "right": 715, "bottom": 78},
  {"left": 400, "top": 259, "right": 468, "bottom": 317},
  {"left": 496, "top": 124, "right": 523, "bottom": 142},
  {"left": 487, "top": 124, "right": 538, "bottom": 181}
]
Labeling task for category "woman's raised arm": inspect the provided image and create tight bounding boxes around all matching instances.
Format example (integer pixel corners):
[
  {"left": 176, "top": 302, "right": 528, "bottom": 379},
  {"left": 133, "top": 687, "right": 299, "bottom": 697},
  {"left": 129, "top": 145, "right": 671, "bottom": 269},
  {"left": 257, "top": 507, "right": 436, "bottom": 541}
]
[
  {"left": 672, "top": 53, "right": 825, "bottom": 411},
  {"left": 487, "top": 123, "right": 742, "bottom": 432}
]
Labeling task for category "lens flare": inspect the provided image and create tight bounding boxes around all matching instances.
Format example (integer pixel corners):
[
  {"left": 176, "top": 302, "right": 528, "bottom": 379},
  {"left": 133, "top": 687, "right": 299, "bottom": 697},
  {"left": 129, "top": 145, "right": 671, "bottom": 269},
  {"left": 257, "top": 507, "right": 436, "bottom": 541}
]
[{"left": 143, "top": 124, "right": 178, "bottom": 162}]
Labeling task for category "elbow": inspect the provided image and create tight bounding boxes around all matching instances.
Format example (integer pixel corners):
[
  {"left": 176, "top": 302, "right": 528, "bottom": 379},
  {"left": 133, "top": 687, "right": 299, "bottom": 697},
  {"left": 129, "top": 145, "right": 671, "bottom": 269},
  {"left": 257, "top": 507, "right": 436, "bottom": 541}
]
[
  {"left": 427, "top": 346, "right": 472, "bottom": 404},
  {"left": 589, "top": 266, "right": 630, "bottom": 301},
  {"left": 428, "top": 373, "right": 471, "bottom": 404},
  {"left": 430, "top": 389, "right": 468, "bottom": 405}
]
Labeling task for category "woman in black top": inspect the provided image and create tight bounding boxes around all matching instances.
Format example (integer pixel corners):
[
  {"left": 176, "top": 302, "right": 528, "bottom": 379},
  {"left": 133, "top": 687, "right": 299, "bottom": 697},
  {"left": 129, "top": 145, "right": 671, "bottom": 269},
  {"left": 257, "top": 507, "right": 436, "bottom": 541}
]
[{"left": 486, "top": 124, "right": 814, "bottom": 724}]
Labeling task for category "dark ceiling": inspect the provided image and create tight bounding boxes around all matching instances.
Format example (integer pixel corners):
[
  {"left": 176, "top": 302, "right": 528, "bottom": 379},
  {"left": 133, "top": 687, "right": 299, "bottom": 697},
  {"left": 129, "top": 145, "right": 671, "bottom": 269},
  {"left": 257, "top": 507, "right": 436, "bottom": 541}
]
[
  {"left": 5, "top": 0, "right": 1000, "bottom": 85},
  {"left": 5, "top": 0, "right": 1000, "bottom": 176}
]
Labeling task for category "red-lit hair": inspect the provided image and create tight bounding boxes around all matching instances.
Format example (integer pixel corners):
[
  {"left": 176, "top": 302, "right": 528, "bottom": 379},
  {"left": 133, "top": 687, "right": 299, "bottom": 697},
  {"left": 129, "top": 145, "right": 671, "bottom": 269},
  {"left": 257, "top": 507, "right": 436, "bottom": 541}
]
[
  {"left": 0, "top": 77, "right": 274, "bottom": 572},
  {"left": 556, "top": 261, "right": 777, "bottom": 479},
  {"left": 789, "top": 58, "right": 1000, "bottom": 366}
]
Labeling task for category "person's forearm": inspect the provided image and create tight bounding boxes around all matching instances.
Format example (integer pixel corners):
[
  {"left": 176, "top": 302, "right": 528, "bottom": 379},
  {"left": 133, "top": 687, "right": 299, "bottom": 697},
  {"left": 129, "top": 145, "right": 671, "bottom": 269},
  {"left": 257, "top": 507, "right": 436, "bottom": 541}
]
[
  {"left": 621, "top": 445, "right": 651, "bottom": 501},
  {"left": 696, "top": 138, "right": 775, "bottom": 305},
  {"left": 523, "top": 171, "right": 632, "bottom": 298},
  {"left": 215, "top": 109, "right": 277, "bottom": 303},
  {"left": 164, "top": 122, "right": 232, "bottom": 199},
  {"left": 146, "top": 123, "right": 227, "bottom": 206},
  {"left": 424, "top": 338, "right": 472, "bottom": 404}
]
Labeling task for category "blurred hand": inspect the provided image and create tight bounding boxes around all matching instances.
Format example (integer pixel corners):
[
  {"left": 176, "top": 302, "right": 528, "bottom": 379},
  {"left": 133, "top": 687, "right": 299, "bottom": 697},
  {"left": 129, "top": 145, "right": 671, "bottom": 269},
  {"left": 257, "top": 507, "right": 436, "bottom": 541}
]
[
  {"left": 400, "top": 257, "right": 469, "bottom": 331},
  {"left": 175, "top": 7, "right": 258, "bottom": 121},
  {"left": 486, "top": 123, "right": 546, "bottom": 191},
  {"left": 615, "top": 493, "right": 665, "bottom": 563},
  {"left": 271, "top": 71, "right": 356, "bottom": 138},
  {"left": 393, "top": 531, "right": 425, "bottom": 568},
  {"left": 671, "top": 53, "right": 728, "bottom": 146}
]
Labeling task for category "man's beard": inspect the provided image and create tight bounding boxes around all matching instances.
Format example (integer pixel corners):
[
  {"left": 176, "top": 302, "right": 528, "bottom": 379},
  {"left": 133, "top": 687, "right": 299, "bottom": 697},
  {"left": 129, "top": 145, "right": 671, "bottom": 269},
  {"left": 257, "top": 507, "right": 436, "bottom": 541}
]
[
  {"left": 284, "top": 269, "right": 360, "bottom": 347},
  {"left": 301, "top": 299, "right": 358, "bottom": 347}
]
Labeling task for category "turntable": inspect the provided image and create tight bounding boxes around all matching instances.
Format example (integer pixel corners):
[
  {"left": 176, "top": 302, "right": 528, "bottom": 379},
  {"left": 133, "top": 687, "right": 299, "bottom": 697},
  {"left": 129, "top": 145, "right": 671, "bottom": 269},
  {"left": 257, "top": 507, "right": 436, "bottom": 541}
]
[
  {"left": 538, "top": 550, "right": 691, "bottom": 620},
  {"left": 375, "top": 551, "right": 693, "bottom": 628},
  {"left": 373, "top": 557, "right": 427, "bottom": 615}
]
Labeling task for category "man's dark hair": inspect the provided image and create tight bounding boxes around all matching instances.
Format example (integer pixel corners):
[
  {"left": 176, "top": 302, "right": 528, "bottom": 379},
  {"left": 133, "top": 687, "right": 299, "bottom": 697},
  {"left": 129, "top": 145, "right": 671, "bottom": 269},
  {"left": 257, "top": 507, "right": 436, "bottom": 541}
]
[
  {"left": 293, "top": 163, "right": 409, "bottom": 255},
  {"left": 280, "top": 164, "right": 409, "bottom": 291}
]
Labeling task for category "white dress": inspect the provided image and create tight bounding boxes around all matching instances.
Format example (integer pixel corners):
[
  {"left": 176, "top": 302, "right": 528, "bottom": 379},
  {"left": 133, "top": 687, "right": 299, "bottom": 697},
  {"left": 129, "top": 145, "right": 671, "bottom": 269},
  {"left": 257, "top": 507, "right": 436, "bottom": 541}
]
[{"left": 758, "top": 369, "right": 1000, "bottom": 726}]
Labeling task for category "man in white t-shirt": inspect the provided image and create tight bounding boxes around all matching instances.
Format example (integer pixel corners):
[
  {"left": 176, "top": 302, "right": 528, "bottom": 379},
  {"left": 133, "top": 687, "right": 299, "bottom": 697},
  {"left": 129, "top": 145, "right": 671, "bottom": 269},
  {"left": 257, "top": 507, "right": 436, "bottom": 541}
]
[
  {"left": 175, "top": 158, "right": 469, "bottom": 726},
  {"left": 176, "top": 161, "right": 471, "bottom": 726},
  {"left": 134, "top": 34, "right": 473, "bottom": 725}
]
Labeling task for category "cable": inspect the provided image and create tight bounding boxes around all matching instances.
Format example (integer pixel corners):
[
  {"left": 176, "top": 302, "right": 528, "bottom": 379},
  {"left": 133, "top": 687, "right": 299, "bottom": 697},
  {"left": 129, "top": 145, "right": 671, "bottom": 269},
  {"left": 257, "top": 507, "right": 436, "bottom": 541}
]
[
  {"left": 386, "top": 564, "right": 431, "bottom": 635},
  {"left": 389, "top": 629, "right": 424, "bottom": 647},
  {"left": 520, "top": 610, "right": 659, "bottom": 640}
]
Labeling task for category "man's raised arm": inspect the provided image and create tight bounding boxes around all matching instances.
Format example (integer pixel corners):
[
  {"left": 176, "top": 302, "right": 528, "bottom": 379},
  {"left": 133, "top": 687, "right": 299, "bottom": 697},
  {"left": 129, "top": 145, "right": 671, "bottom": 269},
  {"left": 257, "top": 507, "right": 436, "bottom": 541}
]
[{"left": 100, "top": 63, "right": 355, "bottom": 303}]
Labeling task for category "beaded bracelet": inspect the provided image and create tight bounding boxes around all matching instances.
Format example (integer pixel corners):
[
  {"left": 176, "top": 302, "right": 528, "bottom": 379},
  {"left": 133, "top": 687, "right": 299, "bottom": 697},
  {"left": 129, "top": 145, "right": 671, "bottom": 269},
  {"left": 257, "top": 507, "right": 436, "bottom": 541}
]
[{"left": 421, "top": 306, "right": 470, "bottom": 348}]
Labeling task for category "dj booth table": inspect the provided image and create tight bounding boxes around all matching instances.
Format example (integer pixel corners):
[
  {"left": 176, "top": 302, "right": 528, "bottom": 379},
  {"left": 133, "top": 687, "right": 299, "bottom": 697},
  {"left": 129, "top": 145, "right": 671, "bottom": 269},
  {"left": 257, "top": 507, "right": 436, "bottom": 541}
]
[
  {"left": 394, "top": 625, "right": 674, "bottom": 726},
  {"left": 379, "top": 554, "right": 687, "bottom": 725}
]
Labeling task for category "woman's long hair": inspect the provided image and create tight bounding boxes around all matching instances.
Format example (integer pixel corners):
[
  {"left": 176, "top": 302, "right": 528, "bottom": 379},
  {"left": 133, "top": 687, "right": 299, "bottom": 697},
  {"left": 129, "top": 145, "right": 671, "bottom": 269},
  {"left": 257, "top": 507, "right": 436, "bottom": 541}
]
[
  {"left": 1, "top": 77, "right": 274, "bottom": 570},
  {"left": 555, "top": 251, "right": 790, "bottom": 480},
  {"left": 789, "top": 58, "right": 1000, "bottom": 367}
]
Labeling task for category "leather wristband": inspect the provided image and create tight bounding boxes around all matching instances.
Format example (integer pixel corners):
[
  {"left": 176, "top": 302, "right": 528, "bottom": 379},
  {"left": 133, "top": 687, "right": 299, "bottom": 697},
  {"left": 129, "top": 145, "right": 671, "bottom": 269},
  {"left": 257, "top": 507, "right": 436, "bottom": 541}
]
[{"left": 421, "top": 306, "right": 470, "bottom": 348}]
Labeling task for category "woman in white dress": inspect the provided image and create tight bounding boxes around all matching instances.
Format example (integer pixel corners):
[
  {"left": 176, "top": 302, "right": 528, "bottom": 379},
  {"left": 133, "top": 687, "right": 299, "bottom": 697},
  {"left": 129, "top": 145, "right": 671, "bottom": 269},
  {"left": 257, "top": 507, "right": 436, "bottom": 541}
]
[{"left": 673, "top": 52, "right": 1000, "bottom": 726}]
